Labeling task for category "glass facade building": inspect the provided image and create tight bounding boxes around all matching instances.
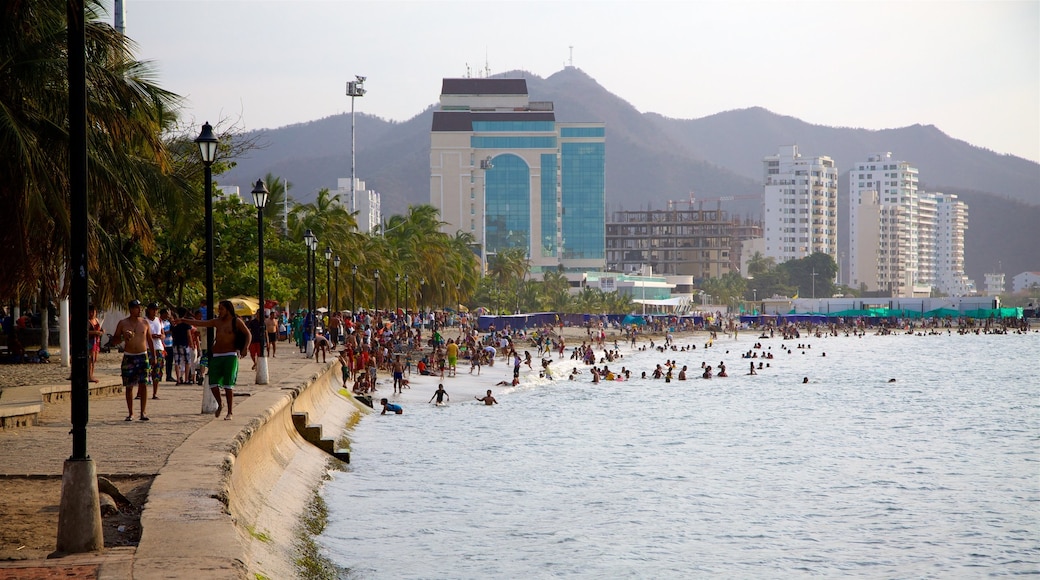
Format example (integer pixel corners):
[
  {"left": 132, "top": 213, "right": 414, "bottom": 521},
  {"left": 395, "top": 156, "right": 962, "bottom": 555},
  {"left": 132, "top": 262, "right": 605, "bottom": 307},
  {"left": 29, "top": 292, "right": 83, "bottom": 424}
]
[{"left": 430, "top": 78, "right": 606, "bottom": 273}]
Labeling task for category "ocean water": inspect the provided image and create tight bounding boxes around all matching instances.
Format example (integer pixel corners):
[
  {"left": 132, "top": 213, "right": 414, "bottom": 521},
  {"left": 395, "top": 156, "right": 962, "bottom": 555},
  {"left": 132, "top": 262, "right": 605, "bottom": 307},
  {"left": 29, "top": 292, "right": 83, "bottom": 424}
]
[{"left": 318, "top": 329, "right": 1040, "bottom": 578}]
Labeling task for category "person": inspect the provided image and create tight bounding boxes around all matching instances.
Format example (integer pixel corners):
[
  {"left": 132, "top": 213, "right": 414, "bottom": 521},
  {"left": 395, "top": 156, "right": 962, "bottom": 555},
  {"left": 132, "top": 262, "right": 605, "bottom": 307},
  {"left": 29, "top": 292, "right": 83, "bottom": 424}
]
[
  {"left": 245, "top": 314, "right": 265, "bottom": 369},
  {"left": 86, "top": 305, "right": 102, "bottom": 383},
  {"left": 392, "top": 355, "right": 405, "bottom": 393},
  {"left": 338, "top": 349, "right": 352, "bottom": 388},
  {"left": 160, "top": 308, "right": 175, "bottom": 382},
  {"left": 176, "top": 299, "right": 250, "bottom": 420},
  {"left": 445, "top": 339, "right": 458, "bottom": 377},
  {"left": 314, "top": 331, "right": 330, "bottom": 363},
  {"left": 475, "top": 389, "right": 498, "bottom": 405},
  {"left": 749, "top": 361, "right": 757, "bottom": 375},
  {"left": 145, "top": 303, "right": 166, "bottom": 399},
  {"left": 380, "top": 398, "right": 402, "bottom": 415},
  {"left": 802, "top": 376, "right": 809, "bottom": 384},
  {"left": 429, "top": 384, "right": 449, "bottom": 405},
  {"left": 106, "top": 300, "right": 154, "bottom": 421},
  {"left": 265, "top": 311, "right": 279, "bottom": 357},
  {"left": 171, "top": 307, "right": 193, "bottom": 384}
]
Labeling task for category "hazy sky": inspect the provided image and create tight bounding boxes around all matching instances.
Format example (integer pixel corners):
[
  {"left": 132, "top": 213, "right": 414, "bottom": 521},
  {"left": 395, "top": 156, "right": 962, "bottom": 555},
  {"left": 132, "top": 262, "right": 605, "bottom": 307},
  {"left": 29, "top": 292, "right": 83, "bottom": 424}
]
[{"left": 106, "top": 0, "right": 1039, "bottom": 163}]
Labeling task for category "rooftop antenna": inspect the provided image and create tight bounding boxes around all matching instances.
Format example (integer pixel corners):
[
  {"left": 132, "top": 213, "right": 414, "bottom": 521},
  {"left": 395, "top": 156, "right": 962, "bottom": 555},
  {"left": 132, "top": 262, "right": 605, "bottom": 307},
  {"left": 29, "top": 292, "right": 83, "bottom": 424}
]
[
  {"left": 484, "top": 48, "right": 491, "bottom": 78},
  {"left": 465, "top": 63, "right": 471, "bottom": 78},
  {"left": 568, "top": 45, "right": 574, "bottom": 67}
]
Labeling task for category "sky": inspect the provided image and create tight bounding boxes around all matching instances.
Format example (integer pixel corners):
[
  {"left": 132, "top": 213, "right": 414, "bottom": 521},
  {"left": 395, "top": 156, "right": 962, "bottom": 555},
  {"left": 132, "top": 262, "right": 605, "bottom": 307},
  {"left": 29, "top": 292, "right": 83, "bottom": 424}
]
[{"left": 104, "top": 0, "right": 1039, "bottom": 163}]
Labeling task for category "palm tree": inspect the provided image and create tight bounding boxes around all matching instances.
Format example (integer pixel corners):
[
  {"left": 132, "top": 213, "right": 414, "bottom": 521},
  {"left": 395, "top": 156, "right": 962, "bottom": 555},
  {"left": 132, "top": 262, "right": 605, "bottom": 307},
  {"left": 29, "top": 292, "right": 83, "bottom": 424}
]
[{"left": 0, "top": 0, "right": 183, "bottom": 307}]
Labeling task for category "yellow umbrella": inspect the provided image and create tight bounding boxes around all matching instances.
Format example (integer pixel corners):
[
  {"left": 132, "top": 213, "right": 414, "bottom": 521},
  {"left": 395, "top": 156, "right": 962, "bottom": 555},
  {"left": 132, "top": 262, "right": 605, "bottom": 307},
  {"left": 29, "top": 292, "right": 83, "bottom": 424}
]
[
  {"left": 228, "top": 296, "right": 260, "bottom": 316},
  {"left": 458, "top": 304, "right": 469, "bottom": 312}
]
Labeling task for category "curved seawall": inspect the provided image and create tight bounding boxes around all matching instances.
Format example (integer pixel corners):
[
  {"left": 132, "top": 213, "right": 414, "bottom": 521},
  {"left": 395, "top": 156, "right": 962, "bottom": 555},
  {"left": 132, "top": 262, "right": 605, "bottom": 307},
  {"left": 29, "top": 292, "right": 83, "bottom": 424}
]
[{"left": 134, "top": 361, "right": 366, "bottom": 579}]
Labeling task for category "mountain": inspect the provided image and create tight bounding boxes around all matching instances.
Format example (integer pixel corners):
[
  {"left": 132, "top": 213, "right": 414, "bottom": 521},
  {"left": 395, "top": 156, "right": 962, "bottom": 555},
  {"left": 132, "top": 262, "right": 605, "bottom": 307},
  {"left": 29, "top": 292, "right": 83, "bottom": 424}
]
[{"left": 222, "top": 67, "right": 1039, "bottom": 288}]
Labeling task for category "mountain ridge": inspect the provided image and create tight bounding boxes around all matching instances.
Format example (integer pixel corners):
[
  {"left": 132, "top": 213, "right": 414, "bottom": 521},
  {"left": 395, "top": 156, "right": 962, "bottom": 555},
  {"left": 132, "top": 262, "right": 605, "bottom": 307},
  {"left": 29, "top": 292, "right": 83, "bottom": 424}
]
[{"left": 222, "top": 67, "right": 1039, "bottom": 287}]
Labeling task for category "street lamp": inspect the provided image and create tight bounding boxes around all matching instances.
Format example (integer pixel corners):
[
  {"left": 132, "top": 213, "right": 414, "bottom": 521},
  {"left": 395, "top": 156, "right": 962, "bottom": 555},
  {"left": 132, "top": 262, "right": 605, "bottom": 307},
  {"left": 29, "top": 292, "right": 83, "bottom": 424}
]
[
  {"left": 351, "top": 264, "right": 357, "bottom": 314},
  {"left": 420, "top": 278, "right": 426, "bottom": 321},
  {"left": 374, "top": 269, "right": 380, "bottom": 312},
  {"left": 334, "top": 255, "right": 341, "bottom": 313},
  {"left": 194, "top": 122, "right": 218, "bottom": 358},
  {"left": 347, "top": 75, "right": 366, "bottom": 213},
  {"left": 324, "top": 246, "right": 332, "bottom": 312},
  {"left": 395, "top": 273, "right": 401, "bottom": 313},
  {"left": 303, "top": 229, "right": 317, "bottom": 356},
  {"left": 251, "top": 179, "right": 269, "bottom": 384},
  {"left": 404, "top": 274, "right": 410, "bottom": 312},
  {"left": 195, "top": 122, "right": 219, "bottom": 415},
  {"left": 441, "top": 280, "right": 446, "bottom": 310}
]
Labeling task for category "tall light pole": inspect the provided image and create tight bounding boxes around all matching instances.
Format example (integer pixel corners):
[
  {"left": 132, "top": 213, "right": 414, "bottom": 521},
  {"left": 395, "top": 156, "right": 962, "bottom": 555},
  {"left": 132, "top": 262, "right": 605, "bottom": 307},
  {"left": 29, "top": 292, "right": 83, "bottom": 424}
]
[
  {"left": 395, "top": 273, "right": 401, "bottom": 314},
  {"left": 194, "top": 122, "right": 218, "bottom": 357},
  {"left": 420, "top": 278, "right": 426, "bottom": 322},
  {"left": 57, "top": 0, "right": 103, "bottom": 552},
  {"left": 334, "top": 255, "right": 341, "bottom": 313},
  {"left": 351, "top": 264, "right": 357, "bottom": 315},
  {"left": 404, "top": 274, "right": 410, "bottom": 313},
  {"left": 195, "top": 122, "right": 220, "bottom": 416},
  {"left": 812, "top": 268, "right": 818, "bottom": 300},
  {"left": 324, "top": 246, "right": 332, "bottom": 312},
  {"left": 251, "top": 179, "right": 269, "bottom": 384},
  {"left": 441, "top": 280, "right": 446, "bottom": 310},
  {"left": 479, "top": 156, "right": 493, "bottom": 274},
  {"left": 374, "top": 269, "right": 380, "bottom": 313},
  {"left": 347, "top": 75, "right": 366, "bottom": 213}
]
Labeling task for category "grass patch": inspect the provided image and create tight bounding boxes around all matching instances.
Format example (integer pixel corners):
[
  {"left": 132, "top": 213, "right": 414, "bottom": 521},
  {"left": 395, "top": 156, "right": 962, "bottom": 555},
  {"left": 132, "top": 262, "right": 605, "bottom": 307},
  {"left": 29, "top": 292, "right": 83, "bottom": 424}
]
[
  {"left": 247, "top": 525, "right": 272, "bottom": 543},
  {"left": 294, "top": 486, "right": 340, "bottom": 580}
]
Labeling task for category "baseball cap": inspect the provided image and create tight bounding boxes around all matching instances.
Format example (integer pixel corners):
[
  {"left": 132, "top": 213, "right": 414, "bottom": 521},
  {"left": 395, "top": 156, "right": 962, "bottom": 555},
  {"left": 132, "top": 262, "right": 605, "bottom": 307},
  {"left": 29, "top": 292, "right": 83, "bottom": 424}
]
[
  {"left": 147, "top": 302, "right": 159, "bottom": 309},
  {"left": 128, "top": 299, "right": 141, "bottom": 308}
]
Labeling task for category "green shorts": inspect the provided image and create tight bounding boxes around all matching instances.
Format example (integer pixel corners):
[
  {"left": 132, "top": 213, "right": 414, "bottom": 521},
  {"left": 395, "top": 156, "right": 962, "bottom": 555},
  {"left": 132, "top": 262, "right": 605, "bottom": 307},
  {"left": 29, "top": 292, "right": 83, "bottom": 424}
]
[{"left": 209, "top": 353, "right": 239, "bottom": 388}]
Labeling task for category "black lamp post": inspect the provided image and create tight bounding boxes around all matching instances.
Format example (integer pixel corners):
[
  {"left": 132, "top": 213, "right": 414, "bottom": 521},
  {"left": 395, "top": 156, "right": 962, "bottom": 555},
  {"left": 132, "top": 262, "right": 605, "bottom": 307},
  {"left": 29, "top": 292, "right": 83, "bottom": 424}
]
[
  {"left": 251, "top": 179, "right": 269, "bottom": 384},
  {"left": 351, "top": 264, "right": 357, "bottom": 315},
  {"left": 374, "top": 269, "right": 380, "bottom": 313},
  {"left": 441, "top": 280, "right": 446, "bottom": 310},
  {"left": 195, "top": 122, "right": 218, "bottom": 355},
  {"left": 404, "top": 274, "right": 410, "bottom": 312},
  {"left": 303, "top": 229, "right": 318, "bottom": 354},
  {"left": 334, "top": 255, "right": 341, "bottom": 313},
  {"left": 324, "top": 246, "right": 332, "bottom": 312},
  {"left": 420, "top": 278, "right": 426, "bottom": 319},
  {"left": 395, "top": 273, "right": 401, "bottom": 313}
]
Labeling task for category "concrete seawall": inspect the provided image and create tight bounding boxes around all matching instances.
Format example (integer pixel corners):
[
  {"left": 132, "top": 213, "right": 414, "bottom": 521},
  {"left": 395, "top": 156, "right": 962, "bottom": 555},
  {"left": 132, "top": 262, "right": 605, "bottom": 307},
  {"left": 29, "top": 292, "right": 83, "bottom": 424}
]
[{"left": 134, "top": 362, "right": 367, "bottom": 579}]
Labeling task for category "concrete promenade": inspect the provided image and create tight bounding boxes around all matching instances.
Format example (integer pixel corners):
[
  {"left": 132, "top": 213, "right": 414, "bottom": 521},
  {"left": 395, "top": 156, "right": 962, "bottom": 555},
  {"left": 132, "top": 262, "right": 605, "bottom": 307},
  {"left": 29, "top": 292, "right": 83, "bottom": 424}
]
[{"left": 0, "top": 349, "right": 355, "bottom": 579}]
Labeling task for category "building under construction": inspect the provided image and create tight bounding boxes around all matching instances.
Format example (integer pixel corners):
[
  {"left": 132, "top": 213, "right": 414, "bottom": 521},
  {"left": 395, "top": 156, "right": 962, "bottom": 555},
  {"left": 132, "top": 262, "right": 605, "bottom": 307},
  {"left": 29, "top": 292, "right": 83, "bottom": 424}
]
[{"left": 605, "top": 200, "right": 762, "bottom": 280}]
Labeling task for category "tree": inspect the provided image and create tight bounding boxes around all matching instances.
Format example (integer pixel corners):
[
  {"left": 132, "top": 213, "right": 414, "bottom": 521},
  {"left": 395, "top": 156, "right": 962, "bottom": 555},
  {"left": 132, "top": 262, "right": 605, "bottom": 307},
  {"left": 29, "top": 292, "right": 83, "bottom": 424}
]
[{"left": 779, "top": 253, "right": 838, "bottom": 299}]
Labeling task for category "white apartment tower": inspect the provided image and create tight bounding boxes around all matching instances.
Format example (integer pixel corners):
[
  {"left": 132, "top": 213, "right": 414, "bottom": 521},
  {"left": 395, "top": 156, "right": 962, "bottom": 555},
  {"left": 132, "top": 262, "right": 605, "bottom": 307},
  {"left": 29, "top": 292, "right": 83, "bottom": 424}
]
[
  {"left": 848, "top": 153, "right": 925, "bottom": 296},
  {"left": 929, "top": 192, "right": 974, "bottom": 296},
  {"left": 762, "top": 145, "right": 838, "bottom": 264}
]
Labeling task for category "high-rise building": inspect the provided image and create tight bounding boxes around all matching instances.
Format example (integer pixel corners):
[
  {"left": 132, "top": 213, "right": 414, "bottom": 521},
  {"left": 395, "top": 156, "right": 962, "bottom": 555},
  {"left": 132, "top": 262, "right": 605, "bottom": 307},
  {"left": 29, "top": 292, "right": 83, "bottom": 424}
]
[
  {"left": 761, "top": 145, "right": 838, "bottom": 264},
  {"left": 430, "top": 78, "right": 605, "bottom": 274},
  {"left": 844, "top": 152, "right": 927, "bottom": 295},
  {"left": 929, "top": 192, "right": 974, "bottom": 296},
  {"left": 333, "top": 178, "right": 381, "bottom": 234}
]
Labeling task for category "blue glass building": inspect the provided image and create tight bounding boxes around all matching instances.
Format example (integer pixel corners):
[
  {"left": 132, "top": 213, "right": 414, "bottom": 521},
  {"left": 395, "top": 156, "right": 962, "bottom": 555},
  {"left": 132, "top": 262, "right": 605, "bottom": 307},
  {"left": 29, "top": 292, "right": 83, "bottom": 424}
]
[{"left": 430, "top": 78, "right": 605, "bottom": 274}]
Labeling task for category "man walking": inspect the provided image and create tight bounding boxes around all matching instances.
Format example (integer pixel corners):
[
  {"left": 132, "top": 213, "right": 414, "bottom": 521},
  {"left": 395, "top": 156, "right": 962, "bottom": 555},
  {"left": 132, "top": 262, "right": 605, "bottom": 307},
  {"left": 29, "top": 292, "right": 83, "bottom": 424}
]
[
  {"left": 176, "top": 299, "right": 250, "bottom": 420},
  {"left": 107, "top": 300, "right": 154, "bottom": 421},
  {"left": 145, "top": 303, "right": 166, "bottom": 399}
]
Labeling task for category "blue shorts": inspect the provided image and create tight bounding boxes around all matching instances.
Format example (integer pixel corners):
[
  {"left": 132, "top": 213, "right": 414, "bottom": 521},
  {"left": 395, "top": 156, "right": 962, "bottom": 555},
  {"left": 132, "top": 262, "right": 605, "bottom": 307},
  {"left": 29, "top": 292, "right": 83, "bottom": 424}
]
[{"left": 121, "top": 354, "right": 150, "bottom": 387}]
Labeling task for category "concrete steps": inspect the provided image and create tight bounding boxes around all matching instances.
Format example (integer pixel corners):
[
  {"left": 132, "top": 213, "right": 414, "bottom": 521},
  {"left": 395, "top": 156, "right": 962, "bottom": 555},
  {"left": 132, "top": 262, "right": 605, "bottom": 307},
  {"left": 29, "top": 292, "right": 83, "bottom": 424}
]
[
  {"left": 0, "top": 377, "right": 123, "bottom": 430},
  {"left": 291, "top": 411, "right": 349, "bottom": 463}
]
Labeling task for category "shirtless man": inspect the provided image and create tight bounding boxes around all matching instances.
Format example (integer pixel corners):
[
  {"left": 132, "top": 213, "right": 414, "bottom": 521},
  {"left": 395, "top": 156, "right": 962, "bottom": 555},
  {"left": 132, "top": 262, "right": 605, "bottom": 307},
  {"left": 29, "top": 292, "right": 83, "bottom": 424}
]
[
  {"left": 475, "top": 389, "right": 498, "bottom": 405},
  {"left": 392, "top": 355, "right": 405, "bottom": 393},
  {"left": 107, "top": 300, "right": 154, "bottom": 421},
  {"left": 176, "top": 299, "right": 250, "bottom": 420}
]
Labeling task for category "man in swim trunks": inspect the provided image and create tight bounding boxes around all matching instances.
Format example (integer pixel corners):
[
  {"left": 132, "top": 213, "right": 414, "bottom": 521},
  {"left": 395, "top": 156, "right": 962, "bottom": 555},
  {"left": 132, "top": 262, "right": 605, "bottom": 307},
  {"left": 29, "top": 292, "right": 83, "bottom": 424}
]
[
  {"left": 175, "top": 299, "right": 250, "bottom": 420},
  {"left": 107, "top": 299, "right": 154, "bottom": 421},
  {"left": 445, "top": 339, "right": 458, "bottom": 377},
  {"left": 392, "top": 355, "right": 405, "bottom": 393}
]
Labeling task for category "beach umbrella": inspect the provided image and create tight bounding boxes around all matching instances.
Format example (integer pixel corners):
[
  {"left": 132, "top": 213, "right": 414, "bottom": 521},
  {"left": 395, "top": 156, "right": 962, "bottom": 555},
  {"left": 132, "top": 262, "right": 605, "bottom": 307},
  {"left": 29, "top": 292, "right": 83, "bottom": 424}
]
[{"left": 228, "top": 296, "right": 260, "bottom": 316}]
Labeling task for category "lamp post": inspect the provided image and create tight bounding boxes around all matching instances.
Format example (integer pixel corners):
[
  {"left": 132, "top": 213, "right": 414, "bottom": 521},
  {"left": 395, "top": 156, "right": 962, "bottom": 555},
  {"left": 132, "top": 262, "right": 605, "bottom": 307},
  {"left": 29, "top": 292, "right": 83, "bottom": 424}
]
[
  {"left": 479, "top": 155, "right": 493, "bottom": 275},
  {"left": 251, "top": 179, "right": 269, "bottom": 384},
  {"left": 374, "top": 270, "right": 380, "bottom": 313},
  {"left": 404, "top": 274, "right": 410, "bottom": 312},
  {"left": 395, "top": 273, "right": 401, "bottom": 314},
  {"left": 303, "top": 229, "right": 317, "bottom": 356},
  {"left": 420, "top": 278, "right": 426, "bottom": 324},
  {"left": 441, "top": 280, "right": 446, "bottom": 310},
  {"left": 351, "top": 264, "right": 357, "bottom": 315},
  {"left": 334, "top": 255, "right": 341, "bottom": 313},
  {"left": 57, "top": 2, "right": 104, "bottom": 552},
  {"left": 194, "top": 122, "right": 218, "bottom": 358},
  {"left": 347, "top": 75, "right": 366, "bottom": 213},
  {"left": 195, "top": 122, "right": 219, "bottom": 415},
  {"left": 324, "top": 246, "right": 332, "bottom": 312}
]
